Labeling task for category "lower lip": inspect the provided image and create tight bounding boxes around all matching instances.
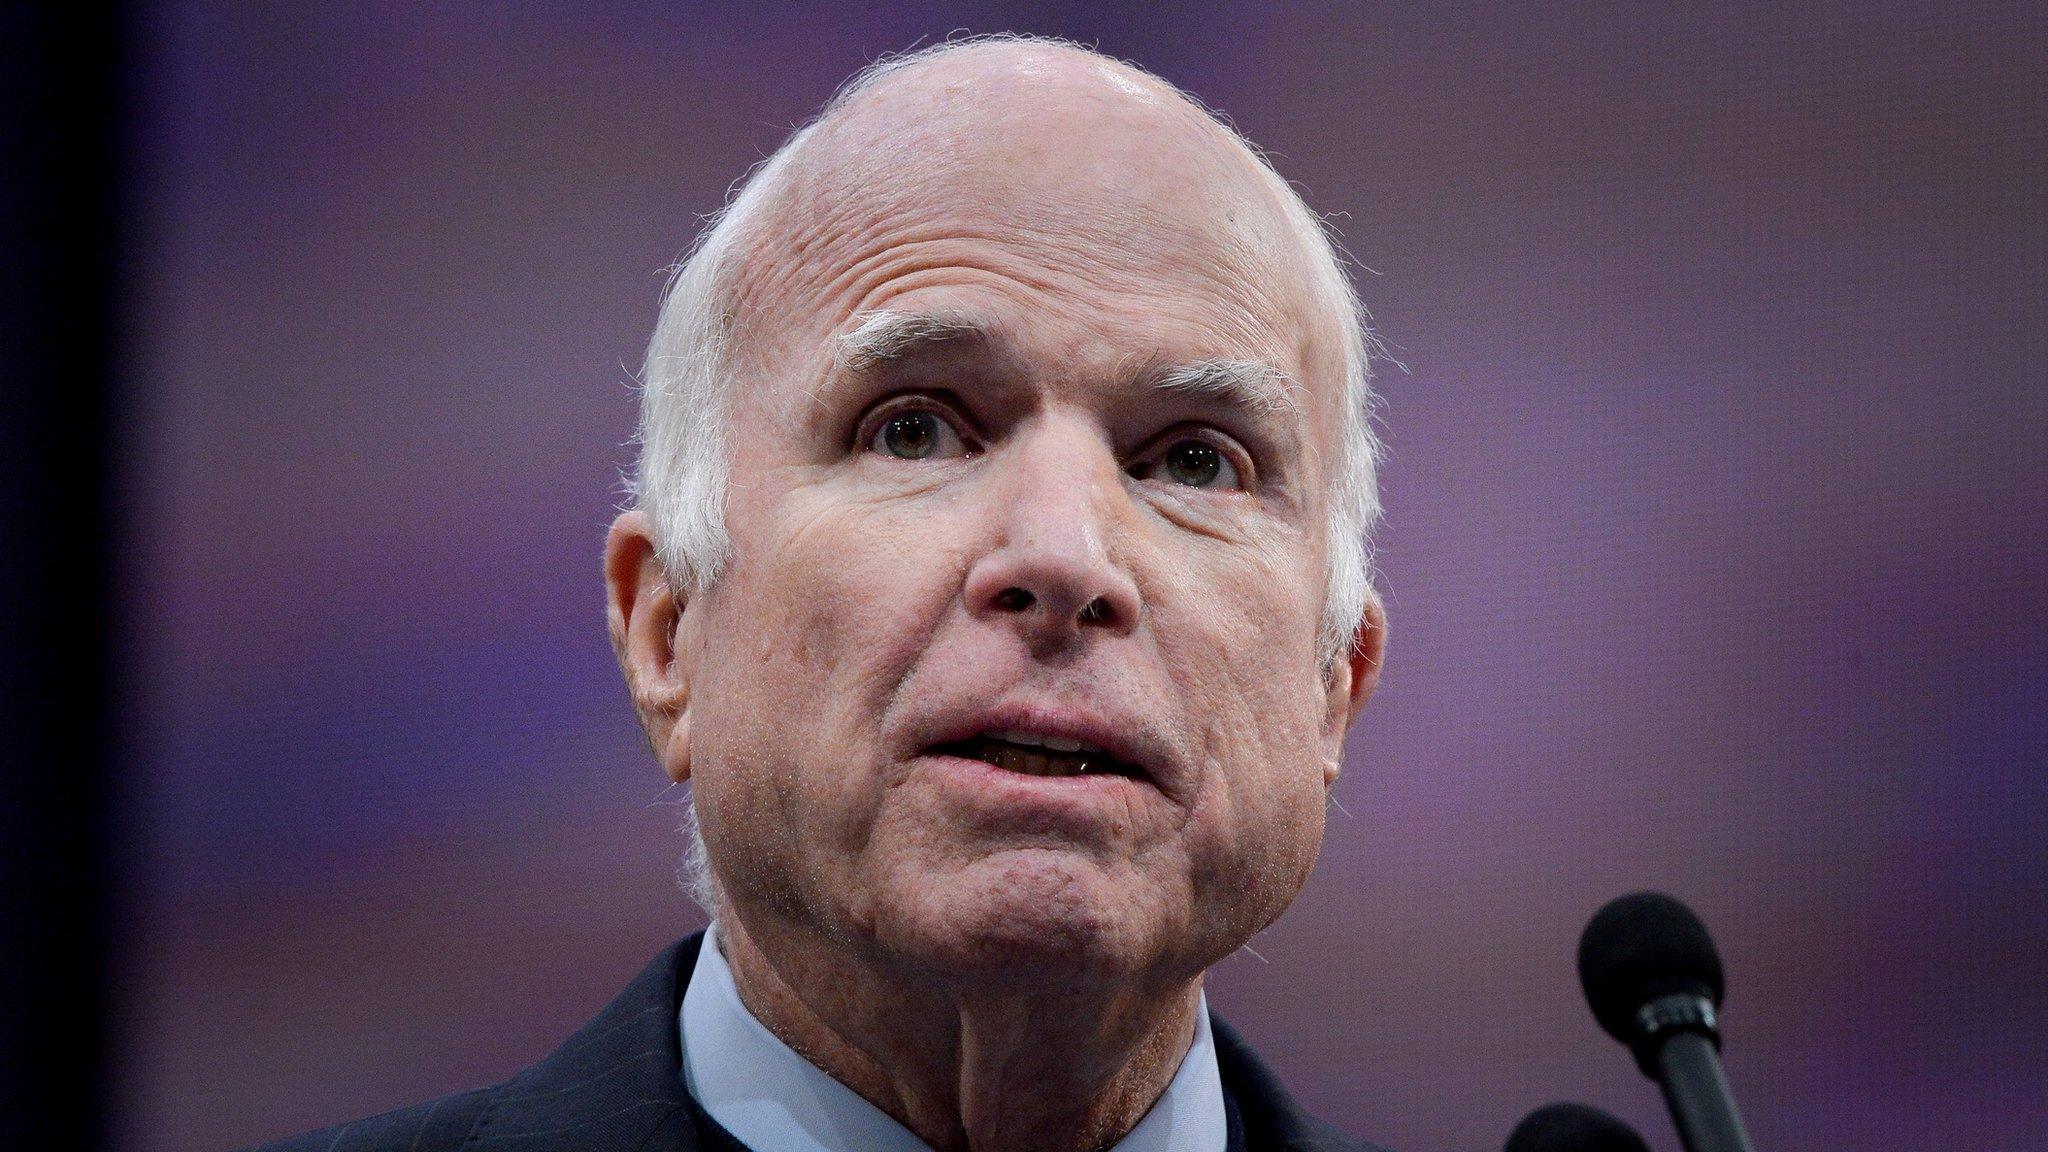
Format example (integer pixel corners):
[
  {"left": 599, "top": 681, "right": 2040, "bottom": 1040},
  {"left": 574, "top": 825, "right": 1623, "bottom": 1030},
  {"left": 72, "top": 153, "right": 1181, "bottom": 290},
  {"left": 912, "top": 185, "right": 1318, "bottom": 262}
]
[{"left": 916, "top": 751, "right": 1154, "bottom": 815}]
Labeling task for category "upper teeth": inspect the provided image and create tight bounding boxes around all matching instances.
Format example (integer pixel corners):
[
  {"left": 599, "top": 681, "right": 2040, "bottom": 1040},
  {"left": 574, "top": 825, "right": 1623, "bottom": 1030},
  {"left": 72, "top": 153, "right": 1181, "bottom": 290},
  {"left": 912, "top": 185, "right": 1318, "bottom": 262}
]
[{"left": 989, "top": 729, "right": 1100, "bottom": 755}]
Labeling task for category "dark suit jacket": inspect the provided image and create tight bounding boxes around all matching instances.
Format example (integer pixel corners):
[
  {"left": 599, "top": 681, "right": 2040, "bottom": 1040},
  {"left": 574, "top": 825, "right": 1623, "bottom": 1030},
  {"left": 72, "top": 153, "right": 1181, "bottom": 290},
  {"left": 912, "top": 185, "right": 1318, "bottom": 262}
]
[{"left": 250, "top": 931, "right": 1388, "bottom": 1152}]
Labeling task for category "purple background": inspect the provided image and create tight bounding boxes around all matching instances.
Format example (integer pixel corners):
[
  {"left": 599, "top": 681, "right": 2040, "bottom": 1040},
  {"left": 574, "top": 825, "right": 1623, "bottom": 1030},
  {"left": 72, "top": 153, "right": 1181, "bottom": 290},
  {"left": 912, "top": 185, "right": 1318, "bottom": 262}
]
[{"left": 121, "top": 5, "right": 2046, "bottom": 1150}]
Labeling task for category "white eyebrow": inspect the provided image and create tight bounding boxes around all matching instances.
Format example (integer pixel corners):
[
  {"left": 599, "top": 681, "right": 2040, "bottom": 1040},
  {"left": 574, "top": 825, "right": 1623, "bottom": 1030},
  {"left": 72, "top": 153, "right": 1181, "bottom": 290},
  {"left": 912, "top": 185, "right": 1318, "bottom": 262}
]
[
  {"left": 1151, "top": 359, "right": 1300, "bottom": 415},
  {"left": 833, "top": 309, "right": 989, "bottom": 373}
]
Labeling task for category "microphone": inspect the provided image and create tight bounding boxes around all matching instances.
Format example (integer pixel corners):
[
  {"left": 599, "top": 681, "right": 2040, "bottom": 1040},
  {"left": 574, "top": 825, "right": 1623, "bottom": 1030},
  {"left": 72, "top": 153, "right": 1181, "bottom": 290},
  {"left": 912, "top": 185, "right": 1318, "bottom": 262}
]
[
  {"left": 1504, "top": 1102, "right": 1652, "bottom": 1152},
  {"left": 1577, "top": 892, "right": 1757, "bottom": 1152}
]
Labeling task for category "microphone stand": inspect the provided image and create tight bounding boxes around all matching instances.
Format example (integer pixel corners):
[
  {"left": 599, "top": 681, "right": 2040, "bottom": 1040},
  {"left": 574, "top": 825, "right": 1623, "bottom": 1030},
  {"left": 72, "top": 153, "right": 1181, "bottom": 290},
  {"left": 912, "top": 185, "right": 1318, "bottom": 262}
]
[{"left": 1635, "top": 994, "right": 1756, "bottom": 1152}]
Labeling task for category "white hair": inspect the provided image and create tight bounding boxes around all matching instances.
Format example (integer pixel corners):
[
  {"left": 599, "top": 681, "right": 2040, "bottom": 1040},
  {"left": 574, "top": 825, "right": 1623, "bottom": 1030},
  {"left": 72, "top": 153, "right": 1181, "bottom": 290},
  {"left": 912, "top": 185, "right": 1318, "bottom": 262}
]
[{"left": 629, "top": 36, "right": 1386, "bottom": 911}]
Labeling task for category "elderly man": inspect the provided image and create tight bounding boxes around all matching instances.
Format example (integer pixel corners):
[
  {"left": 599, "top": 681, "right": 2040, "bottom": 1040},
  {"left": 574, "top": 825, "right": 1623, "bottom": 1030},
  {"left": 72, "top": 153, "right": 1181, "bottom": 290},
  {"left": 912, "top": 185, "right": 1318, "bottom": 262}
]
[{"left": 261, "top": 35, "right": 1390, "bottom": 1152}]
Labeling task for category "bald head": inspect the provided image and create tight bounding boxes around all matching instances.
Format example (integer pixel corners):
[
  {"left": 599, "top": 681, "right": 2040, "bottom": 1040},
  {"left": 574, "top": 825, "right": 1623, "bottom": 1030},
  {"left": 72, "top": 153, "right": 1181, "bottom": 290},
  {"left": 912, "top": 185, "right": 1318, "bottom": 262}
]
[
  {"left": 810, "top": 39, "right": 1258, "bottom": 189},
  {"left": 803, "top": 39, "right": 1284, "bottom": 216},
  {"left": 634, "top": 36, "right": 1381, "bottom": 672},
  {"left": 729, "top": 42, "right": 1335, "bottom": 378}
]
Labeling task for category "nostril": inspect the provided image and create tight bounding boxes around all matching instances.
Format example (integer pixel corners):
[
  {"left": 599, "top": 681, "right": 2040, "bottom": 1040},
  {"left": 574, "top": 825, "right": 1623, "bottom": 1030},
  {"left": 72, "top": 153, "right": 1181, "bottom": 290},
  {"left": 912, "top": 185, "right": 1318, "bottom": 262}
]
[
  {"left": 994, "top": 587, "right": 1035, "bottom": 612},
  {"left": 1077, "top": 597, "right": 1112, "bottom": 625}
]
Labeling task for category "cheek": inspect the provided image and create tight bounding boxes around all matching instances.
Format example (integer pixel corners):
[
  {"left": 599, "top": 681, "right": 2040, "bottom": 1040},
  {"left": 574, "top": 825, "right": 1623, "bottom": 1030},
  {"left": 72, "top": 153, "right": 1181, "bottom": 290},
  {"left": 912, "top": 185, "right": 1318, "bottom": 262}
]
[
  {"left": 1144, "top": 516, "right": 1326, "bottom": 754},
  {"left": 751, "top": 483, "right": 981, "bottom": 702},
  {"left": 1149, "top": 528, "right": 1331, "bottom": 925},
  {"left": 688, "top": 483, "right": 975, "bottom": 902},
  {"left": 1142, "top": 502, "right": 1323, "bottom": 663},
  {"left": 1179, "top": 692, "right": 1330, "bottom": 925}
]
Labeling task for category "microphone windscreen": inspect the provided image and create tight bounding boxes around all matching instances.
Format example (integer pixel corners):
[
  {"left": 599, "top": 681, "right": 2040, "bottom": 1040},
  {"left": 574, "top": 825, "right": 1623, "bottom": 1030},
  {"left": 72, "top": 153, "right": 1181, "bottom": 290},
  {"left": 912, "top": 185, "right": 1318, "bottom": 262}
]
[
  {"left": 1577, "top": 890, "right": 1725, "bottom": 1044},
  {"left": 1504, "top": 1102, "right": 1652, "bottom": 1152}
]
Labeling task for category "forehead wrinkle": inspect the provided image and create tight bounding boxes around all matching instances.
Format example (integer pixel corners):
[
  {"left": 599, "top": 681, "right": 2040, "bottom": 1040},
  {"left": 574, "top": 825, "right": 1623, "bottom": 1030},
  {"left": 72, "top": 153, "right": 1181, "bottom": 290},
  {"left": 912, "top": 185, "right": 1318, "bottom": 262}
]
[
  {"left": 790, "top": 195, "right": 1272, "bottom": 300},
  {"left": 818, "top": 226, "right": 1293, "bottom": 361}
]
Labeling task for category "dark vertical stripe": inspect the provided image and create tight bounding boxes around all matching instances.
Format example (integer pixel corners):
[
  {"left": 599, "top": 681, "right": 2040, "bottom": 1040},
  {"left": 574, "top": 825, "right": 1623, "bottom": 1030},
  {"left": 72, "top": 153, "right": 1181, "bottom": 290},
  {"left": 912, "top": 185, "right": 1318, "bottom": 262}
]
[{"left": 0, "top": 3, "right": 125, "bottom": 1146}]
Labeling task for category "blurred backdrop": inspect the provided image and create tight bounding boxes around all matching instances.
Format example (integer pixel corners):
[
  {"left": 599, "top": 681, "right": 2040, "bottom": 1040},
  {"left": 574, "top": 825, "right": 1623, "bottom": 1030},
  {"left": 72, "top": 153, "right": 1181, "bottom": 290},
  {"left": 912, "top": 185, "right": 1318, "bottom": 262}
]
[{"left": 113, "top": 4, "right": 2042, "bottom": 1150}]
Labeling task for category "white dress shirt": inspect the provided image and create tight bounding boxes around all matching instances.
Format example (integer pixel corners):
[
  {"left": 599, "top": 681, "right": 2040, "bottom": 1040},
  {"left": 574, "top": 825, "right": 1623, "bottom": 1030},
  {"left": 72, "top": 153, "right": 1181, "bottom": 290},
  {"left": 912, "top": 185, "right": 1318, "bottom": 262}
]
[{"left": 679, "top": 920, "right": 1227, "bottom": 1152}]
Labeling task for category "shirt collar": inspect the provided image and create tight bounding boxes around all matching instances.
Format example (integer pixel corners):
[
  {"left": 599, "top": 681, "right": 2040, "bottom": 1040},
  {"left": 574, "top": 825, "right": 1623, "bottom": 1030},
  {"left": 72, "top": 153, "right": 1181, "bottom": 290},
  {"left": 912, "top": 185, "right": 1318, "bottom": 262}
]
[{"left": 680, "top": 919, "right": 1227, "bottom": 1152}]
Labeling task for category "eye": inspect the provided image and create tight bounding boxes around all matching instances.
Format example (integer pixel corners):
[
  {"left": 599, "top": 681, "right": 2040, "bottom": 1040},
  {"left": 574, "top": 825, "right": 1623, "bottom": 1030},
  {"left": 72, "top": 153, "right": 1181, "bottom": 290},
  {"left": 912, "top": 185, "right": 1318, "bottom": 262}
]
[
  {"left": 1135, "top": 436, "right": 1244, "bottom": 490},
  {"left": 865, "top": 405, "right": 971, "bottom": 461}
]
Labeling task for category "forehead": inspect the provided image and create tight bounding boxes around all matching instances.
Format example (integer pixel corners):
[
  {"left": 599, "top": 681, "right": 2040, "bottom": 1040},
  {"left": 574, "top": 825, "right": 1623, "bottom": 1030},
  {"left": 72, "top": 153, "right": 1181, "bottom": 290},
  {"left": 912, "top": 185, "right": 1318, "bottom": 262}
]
[{"left": 722, "top": 49, "right": 1341, "bottom": 400}]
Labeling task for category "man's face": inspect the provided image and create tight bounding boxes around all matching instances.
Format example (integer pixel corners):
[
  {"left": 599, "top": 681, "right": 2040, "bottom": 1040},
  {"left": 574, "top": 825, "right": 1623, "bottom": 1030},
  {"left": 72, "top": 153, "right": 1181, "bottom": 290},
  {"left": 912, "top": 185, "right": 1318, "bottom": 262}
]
[{"left": 672, "top": 58, "right": 1379, "bottom": 988}]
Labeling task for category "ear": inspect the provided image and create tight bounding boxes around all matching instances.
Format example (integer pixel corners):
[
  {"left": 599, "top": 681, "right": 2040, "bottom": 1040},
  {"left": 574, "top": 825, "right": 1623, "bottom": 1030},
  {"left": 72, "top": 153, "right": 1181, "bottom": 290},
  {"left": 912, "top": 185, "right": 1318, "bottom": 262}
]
[
  {"left": 1320, "top": 588, "right": 1387, "bottom": 788},
  {"left": 604, "top": 510, "right": 696, "bottom": 784}
]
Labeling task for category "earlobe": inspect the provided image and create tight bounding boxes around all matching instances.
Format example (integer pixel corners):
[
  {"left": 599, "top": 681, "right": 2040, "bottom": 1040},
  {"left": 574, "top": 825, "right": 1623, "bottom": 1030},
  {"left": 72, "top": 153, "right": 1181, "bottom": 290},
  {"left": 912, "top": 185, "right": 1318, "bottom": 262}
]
[
  {"left": 663, "top": 709, "right": 693, "bottom": 785},
  {"left": 603, "top": 510, "right": 695, "bottom": 783}
]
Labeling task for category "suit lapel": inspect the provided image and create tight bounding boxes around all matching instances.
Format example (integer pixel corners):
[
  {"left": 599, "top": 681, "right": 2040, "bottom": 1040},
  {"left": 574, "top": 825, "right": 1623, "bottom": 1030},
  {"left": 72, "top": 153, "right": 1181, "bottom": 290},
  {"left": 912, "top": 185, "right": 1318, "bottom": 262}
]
[
  {"left": 459, "top": 932, "right": 708, "bottom": 1151},
  {"left": 1211, "top": 1014, "right": 1387, "bottom": 1152}
]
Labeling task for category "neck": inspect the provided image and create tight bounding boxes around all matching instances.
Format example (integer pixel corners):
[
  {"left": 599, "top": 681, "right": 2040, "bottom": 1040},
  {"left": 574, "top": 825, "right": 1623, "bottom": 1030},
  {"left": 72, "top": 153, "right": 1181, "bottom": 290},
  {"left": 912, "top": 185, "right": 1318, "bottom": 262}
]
[{"left": 715, "top": 912, "right": 1203, "bottom": 1152}]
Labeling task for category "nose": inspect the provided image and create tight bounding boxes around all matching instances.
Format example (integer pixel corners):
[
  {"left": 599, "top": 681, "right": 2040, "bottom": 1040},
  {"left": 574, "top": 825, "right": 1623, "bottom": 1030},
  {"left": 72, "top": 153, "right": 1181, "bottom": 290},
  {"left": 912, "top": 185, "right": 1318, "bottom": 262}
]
[{"left": 963, "top": 420, "right": 1142, "bottom": 644}]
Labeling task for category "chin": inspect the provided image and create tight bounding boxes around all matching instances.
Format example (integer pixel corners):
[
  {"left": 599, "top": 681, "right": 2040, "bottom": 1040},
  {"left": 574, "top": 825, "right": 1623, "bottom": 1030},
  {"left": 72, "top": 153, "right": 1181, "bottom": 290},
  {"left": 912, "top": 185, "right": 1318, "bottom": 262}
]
[{"left": 876, "top": 847, "right": 1173, "bottom": 988}]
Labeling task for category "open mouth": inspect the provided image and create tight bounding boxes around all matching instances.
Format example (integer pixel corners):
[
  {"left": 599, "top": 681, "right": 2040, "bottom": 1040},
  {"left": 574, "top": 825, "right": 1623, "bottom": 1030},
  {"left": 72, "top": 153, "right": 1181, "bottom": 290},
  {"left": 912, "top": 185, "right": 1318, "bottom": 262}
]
[{"left": 931, "top": 730, "right": 1147, "bottom": 780}]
